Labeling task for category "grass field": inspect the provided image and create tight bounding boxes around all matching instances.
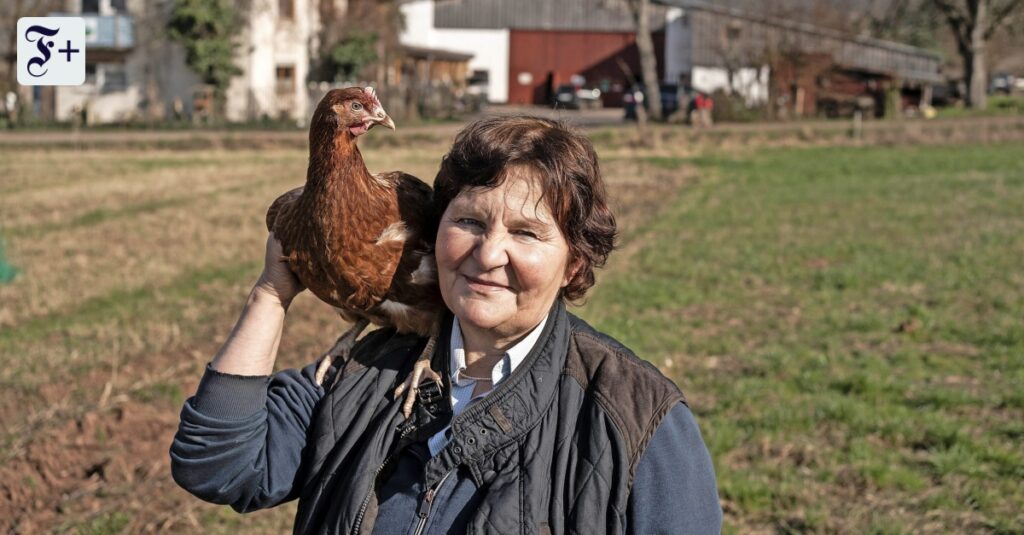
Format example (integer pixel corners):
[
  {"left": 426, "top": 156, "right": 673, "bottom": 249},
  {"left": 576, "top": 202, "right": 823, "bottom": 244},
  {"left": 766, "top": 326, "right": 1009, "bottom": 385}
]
[{"left": 0, "top": 133, "right": 1021, "bottom": 533}]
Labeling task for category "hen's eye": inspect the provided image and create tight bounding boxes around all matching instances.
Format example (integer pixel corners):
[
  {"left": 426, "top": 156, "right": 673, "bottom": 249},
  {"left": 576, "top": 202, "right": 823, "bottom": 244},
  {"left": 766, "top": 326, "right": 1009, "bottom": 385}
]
[{"left": 351, "top": 102, "right": 363, "bottom": 111}]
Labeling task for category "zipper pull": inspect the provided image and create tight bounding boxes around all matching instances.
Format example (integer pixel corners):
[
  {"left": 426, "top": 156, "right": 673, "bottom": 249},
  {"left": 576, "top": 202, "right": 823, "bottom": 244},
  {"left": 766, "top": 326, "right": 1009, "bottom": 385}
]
[{"left": 418, "top": 488, "right": 437, "bottom": 518}]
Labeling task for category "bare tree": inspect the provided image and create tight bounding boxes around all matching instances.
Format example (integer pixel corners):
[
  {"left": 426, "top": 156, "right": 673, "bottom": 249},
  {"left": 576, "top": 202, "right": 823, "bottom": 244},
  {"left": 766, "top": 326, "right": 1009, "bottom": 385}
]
[
  {"left": 620, "top": 0, "right": 663, "bottom": 121},
  {"left": 616, "top": 57, "right": 657, "bottom": 148},
  {"left": 931, "top": 0, "right": 1023, "bottom": 109}
]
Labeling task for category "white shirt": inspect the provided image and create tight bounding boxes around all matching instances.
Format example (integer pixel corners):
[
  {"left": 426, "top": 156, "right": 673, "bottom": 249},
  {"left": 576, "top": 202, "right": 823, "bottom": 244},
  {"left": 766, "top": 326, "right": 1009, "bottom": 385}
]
[{"left": 426, "top": 314, "right": 548, "bottom": 456}]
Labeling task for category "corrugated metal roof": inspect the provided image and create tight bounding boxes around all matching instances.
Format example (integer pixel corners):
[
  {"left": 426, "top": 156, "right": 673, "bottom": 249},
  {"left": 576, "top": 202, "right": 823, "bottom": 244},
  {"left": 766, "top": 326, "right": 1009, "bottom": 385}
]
[
  {"left": 433, "top": 0, "right": 668, "bottom": 32},
  {"left": 661, "top": 0, "right": 942, "bottom": 82}
]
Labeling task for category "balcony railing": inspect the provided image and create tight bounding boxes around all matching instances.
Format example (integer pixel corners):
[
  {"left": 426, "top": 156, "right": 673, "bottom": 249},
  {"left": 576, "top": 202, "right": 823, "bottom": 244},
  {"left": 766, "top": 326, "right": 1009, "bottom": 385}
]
[{"left": 51, "top": 13, "right": 135, "bottom": 50}]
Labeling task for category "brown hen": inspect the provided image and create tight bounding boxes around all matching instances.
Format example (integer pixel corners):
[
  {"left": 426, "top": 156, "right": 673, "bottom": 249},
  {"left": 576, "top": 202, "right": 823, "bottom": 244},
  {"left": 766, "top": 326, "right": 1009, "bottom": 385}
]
[{"left": 266, "top": 87, "right": 443, "bottom": 416}]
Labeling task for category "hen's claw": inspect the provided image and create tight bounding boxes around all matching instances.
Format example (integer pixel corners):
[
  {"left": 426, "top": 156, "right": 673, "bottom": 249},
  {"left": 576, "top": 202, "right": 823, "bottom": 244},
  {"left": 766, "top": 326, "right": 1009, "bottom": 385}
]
[
  {"left": 314, "top": 318, "right": 370, "bottom": 385},
  {"left": 395, "top": 358, "right": 441, "bottom": 418}
]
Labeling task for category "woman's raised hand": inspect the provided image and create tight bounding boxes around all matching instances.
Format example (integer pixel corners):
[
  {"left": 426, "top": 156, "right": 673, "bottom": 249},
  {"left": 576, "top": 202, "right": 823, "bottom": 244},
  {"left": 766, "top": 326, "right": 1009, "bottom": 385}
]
[{"left": 254, "top": 232, "right": 305, "bottom": 309}]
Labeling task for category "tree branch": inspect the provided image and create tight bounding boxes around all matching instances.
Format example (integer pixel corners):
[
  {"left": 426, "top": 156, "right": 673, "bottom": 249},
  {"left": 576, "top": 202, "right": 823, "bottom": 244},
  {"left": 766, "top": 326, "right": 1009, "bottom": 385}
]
[
  {"left": 986, "top": 0, "right": 1023, "bottom": 37},
  {"left": 931, "top": 0, "right": 974, "bottom": 46}
]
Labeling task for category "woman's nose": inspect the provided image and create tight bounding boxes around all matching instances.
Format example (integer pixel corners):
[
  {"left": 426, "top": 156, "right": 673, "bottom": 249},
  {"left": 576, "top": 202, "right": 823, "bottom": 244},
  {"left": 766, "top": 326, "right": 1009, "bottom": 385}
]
[{"left": 473, "top": 232, "right": 509, "bottom": 270}]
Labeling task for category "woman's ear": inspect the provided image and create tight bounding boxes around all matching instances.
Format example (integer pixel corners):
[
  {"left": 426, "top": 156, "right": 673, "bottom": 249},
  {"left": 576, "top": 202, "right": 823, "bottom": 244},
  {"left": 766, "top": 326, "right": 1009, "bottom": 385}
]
[{"left": 562, "top": 257, "right": 583, "bottom": 288}]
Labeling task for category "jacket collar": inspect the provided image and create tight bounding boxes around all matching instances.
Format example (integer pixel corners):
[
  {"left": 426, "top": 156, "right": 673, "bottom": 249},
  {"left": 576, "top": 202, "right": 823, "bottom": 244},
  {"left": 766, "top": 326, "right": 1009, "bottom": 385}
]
[
  {"left": 418, "top": 299, "right": 569, "bottom": 485},
  {"left": 449, "top": 313, "right": 548, "bottom": 388}
]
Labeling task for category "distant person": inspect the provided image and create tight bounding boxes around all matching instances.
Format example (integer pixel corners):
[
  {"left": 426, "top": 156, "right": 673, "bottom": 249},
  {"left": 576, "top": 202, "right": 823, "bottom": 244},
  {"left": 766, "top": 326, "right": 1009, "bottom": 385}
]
[
  {"left": 693, "top": 93, "right": 714, "bottom": 128},
  {"left": 4, "top": 91, "right": 18, "bottom": 129},
  {"left": 170, "top": 116, "right": 723, "bottom": 534}
]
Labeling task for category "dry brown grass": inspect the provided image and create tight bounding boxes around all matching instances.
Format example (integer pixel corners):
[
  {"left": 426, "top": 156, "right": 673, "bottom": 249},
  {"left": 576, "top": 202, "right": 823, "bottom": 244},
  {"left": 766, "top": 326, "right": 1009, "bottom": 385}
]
[{"left": 0, "top": 136, "right": 692, "bottom": 533}]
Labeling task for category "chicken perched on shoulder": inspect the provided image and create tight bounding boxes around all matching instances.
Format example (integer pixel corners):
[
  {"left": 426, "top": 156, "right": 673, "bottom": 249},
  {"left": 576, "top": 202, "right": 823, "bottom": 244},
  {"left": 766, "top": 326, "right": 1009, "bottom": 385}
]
[{"left": 266, "top": 87, "right": 443, "bottom": 416}]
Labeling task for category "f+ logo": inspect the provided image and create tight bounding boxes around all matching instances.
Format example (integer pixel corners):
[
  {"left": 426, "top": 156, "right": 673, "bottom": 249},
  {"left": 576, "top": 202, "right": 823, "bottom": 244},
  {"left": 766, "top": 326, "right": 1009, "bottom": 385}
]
[{"left": 17, "top": 17, "right": 86, "bottom": 86}]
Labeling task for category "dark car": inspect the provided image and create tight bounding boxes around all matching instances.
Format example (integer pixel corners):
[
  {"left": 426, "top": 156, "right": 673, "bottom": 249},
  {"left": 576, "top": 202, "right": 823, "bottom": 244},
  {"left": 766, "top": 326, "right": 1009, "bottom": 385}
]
[
  {"left": 553, "top": 84, "right": 603, "bottom": 110},
  {"left": 624, "top": 83, "right": 681, "bottom": 120}
]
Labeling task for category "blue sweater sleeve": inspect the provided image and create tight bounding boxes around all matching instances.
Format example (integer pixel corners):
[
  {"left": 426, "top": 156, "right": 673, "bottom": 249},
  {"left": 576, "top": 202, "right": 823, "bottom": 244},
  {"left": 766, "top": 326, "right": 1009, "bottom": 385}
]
[
  {"left": 169, "top": 361, "right": 325, "bottom": 512},
  {"left": 627, "top": 403, "right": 722, "bottom": 535}
]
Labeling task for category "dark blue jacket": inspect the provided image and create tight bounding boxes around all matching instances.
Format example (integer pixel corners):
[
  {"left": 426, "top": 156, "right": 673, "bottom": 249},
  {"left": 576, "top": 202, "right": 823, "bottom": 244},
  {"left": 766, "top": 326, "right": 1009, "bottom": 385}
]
[{"left": 171, "top": 303, "right": 721, "bottom": 534}]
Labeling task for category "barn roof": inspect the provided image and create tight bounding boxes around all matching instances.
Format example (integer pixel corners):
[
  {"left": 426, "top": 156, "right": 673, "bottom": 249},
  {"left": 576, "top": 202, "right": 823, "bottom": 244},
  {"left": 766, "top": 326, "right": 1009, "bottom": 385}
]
[
  {"left": 432, "top": 0, "right": 669, "bottom": 32},
  {"left": 659, "top": 0, "right": 942, "bottom": 83},
  {"left": 426, "top": 0, "right": 941, "bottom": 83}
]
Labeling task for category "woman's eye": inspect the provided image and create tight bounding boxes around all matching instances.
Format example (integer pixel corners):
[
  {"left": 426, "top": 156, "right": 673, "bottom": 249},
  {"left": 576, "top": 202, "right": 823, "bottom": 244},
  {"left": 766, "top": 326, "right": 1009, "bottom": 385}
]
[
  {"left": 514, "top": 229, "right": 539, "bottom": 239},
  {"left": 456, "top": 218, "right": 482, "bottom": 228},
  {"left": 351, "top": 102, "right": 363, "bottom": 111}
]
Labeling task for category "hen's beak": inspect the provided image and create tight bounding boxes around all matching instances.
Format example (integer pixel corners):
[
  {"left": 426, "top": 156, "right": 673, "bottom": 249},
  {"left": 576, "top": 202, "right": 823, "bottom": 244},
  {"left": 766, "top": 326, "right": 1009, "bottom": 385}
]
[{"left": 376, "top": 113, "right": 396, "bottom": 131}]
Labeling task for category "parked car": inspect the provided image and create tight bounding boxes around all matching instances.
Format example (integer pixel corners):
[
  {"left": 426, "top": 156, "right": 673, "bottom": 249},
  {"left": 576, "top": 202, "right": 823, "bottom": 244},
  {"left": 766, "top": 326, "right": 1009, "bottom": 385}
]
[
  {"left": 624, "top": 83, "right": 681, "bottom": 120},
  {"left": 553, "top": 85, "right": 603, "bottom": 110},
  {"left": 991, "top": 73, "right": 1015, "bottom": 95}
]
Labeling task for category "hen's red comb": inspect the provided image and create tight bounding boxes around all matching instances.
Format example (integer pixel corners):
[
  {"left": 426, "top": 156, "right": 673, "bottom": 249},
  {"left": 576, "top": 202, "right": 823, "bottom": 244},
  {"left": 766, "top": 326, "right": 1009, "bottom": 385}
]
[{"left": 363, "top": 86, "right": 382, "bottom": 110}]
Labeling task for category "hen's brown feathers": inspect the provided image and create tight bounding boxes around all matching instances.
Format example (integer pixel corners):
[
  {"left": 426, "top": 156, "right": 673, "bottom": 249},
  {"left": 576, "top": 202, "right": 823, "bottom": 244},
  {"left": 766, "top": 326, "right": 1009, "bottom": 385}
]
[{"left": 265, "top": 91, "right": 442, "bottom": 337}]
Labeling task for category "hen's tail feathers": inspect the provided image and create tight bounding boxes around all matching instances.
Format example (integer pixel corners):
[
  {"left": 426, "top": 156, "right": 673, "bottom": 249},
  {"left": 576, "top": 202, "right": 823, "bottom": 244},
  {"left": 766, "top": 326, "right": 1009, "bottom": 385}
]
[
  {"left": 395, "top": 315, "right": 443, "bottom": 418},
  {"left": 314, "top": 317, "right": 371, "bottom": 386}
]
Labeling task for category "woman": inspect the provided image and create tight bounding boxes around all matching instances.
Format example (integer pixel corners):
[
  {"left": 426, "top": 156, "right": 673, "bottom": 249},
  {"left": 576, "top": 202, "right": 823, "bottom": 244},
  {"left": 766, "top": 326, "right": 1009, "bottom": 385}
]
[{"left": 171, "top": 116, "right": 722, "bottom": 534}]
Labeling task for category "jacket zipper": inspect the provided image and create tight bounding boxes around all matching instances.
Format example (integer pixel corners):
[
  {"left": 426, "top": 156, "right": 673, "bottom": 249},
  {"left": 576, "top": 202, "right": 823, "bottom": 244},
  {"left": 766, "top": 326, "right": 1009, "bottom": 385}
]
[
  {"left": 413, "top": 470, "right": 453, "bottom": 535},
  {"left": 351, "top": 423, "right": 418, "bottom": 535}
]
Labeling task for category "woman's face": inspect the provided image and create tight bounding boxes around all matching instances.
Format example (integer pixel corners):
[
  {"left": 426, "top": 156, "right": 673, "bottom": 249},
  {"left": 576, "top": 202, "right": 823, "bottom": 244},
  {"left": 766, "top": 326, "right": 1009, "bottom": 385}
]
[{"left": 436, "top": 172, "right": 573, "bottom": 346}]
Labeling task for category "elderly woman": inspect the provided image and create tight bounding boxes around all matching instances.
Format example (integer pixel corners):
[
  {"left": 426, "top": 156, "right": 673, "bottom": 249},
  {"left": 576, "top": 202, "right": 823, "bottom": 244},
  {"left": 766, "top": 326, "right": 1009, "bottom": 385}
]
[{"left": 171, "top": 116, "right": 721, "bottom": 534}]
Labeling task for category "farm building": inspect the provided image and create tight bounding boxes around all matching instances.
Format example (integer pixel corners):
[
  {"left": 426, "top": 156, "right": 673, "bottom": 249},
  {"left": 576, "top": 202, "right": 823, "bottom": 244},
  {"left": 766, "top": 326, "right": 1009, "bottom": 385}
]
[
  {"left": 402, "top": 0, "right": 941, "bottom": 116},
  {"left": 38, "top": 0, "right": 341, "bottom": 124},
  {"left": 400, "top": 0, "right": 669, "bottom": 106},
  {"left": 660, "top": 0, "right": 943, "bottom": 117}
]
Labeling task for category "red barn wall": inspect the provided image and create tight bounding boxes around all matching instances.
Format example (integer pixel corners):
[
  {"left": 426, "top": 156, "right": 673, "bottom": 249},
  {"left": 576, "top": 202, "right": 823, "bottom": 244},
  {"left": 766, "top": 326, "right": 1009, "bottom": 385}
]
[{"left": 508, "top": 30, "right": 665, "bottom": 107}]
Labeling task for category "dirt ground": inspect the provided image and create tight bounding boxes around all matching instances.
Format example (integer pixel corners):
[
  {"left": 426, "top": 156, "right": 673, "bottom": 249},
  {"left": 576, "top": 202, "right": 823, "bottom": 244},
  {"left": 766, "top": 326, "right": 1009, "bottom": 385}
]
[{"left": 0, "top": 135, "right": 691, "bottom": 533}]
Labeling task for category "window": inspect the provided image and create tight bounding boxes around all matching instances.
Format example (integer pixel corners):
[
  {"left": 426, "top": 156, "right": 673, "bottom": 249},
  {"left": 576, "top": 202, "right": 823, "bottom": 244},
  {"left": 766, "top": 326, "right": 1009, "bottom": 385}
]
[
  {"left": 111, "top": 0, "right": 127, "bottom": 13},
  {"left": 101, "top": 64, "right": 127, "bottom": 93},
  {"left": 82, "top": 0, "right": 100, "bottom": 13},
  {"left": 276, "top": 65, "right": 295, "bottom": 95},
  {"left": 726, "top": 24, "right": 742, "bottom": 41},
  {"left": 468, "top": 69, "right": 489, "bottom": 85},
  {"left": 279, "top": 0, "right": 294, "bottom": 19}
]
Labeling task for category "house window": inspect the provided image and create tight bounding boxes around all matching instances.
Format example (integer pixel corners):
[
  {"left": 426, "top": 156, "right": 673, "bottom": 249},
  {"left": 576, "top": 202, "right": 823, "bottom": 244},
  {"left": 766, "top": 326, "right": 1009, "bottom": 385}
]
[
  {"left": 111, "top": 0, "right": 128, "bottom": 13},
  {"left": 279, "top": 0, "right": 294, "bottom": 19},
  {"left": 726, "top": 24, "right": 742, "bottom": 41},
  {"left": 101, "top": 64, "right": 127, "bottom": 93},
  {"left": 276, "top": 65, "right": 295, "bottom": 95},
  {"left": 82, "top": 0, "right": 100, "bottom": 13}
]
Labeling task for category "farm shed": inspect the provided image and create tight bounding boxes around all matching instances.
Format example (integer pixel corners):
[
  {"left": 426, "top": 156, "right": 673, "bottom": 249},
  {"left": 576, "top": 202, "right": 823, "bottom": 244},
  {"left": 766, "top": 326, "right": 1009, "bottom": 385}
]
[
  {"left": 658, "top": 0, "right": 943, "bottom": 117},
  {"left": 392, "top": 45, "right": 474, "bottom": 88}
]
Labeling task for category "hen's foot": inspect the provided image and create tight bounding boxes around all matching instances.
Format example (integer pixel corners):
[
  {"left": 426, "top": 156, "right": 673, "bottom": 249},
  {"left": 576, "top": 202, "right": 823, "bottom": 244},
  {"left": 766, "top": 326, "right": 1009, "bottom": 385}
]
[
  {"left": 314, "top": 318, "right": 370, "bottom": 385},
  {"left": 394, "top": 357, "right": 442, "bottom": 418},
  {"left": 393, "top": 332, "right": 441, "bottom": 417}
]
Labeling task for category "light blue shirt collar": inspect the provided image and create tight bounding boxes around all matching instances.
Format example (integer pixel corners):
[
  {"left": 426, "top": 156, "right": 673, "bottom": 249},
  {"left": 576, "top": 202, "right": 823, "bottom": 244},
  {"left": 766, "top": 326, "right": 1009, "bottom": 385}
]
[{"left": 449, "top": 313, "right": 548, "bottom": 389}]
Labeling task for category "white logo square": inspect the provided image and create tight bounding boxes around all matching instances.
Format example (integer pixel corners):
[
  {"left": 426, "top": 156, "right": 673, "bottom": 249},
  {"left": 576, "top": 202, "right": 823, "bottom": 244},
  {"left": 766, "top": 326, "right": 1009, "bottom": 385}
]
[{"left": 17, "top": 17, "right": 86, "bottom": 86}]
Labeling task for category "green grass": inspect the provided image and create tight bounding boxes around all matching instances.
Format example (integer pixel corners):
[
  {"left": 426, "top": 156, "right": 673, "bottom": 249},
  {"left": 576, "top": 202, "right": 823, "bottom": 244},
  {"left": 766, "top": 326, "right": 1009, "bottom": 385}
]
[
  {"left": 579, "top": 142, "right": 1024, "bottom": 532},
  {"left": 66, "top": 511, "right": 129, "bottom": 535},
  {"left": 935, "top": 95, "right": 1024, "bottom": 119},
  {"left": 0, "top": 235, "right": 16, "bottom": 284}
]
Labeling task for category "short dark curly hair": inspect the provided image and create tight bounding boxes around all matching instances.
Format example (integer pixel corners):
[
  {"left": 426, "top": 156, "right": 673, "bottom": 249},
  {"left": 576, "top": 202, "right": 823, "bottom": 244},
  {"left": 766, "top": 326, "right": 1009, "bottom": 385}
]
[{"left": 433, "top": 115, "right": 616, "bottom": 302}]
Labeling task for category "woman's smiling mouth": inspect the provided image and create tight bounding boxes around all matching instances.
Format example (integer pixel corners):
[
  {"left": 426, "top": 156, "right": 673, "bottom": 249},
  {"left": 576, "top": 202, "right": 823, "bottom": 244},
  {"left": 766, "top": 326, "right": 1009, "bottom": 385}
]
[{"left": 463, "top": 274, "right": 511, "bottom": 292}]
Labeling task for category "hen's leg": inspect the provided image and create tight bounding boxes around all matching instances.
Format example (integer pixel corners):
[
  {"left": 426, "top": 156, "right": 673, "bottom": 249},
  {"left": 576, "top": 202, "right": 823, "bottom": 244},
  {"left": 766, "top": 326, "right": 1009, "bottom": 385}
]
[
  {"left": 314, "top": 317, "right": 370, "bottom": 385},
  {"left": 393, "top": 318, "right": 442, "bottom": 418}
]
